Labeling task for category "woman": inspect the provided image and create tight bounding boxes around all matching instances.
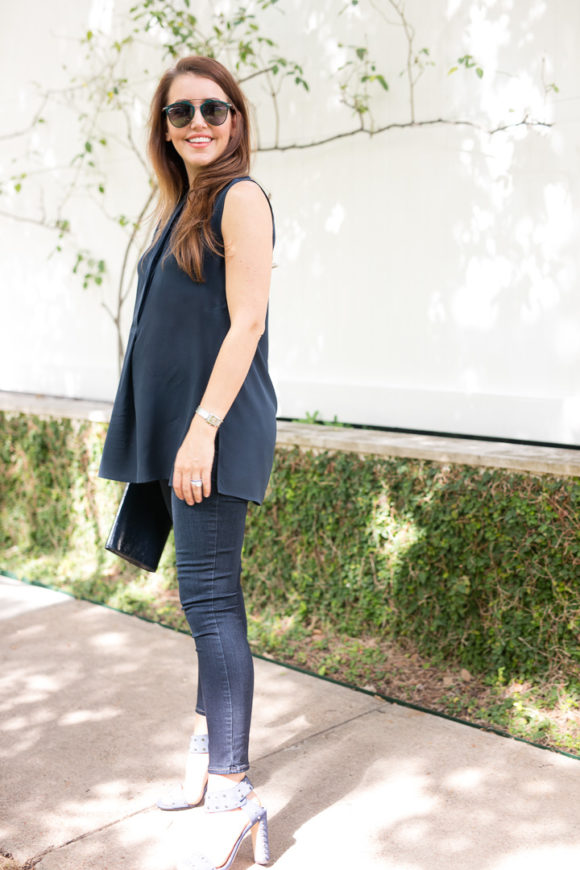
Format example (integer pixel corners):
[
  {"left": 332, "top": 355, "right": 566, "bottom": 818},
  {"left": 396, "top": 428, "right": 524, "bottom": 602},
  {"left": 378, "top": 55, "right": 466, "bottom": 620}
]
[{"left": 99, "top": 55, "right": 276, "bottom": 870}]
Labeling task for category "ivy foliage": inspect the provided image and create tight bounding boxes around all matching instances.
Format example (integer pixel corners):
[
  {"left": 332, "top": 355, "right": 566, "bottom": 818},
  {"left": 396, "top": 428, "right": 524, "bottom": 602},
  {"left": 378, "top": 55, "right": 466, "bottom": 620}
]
[
  {"left": 1, "top": 413, "right": 578, "bottom": 686},
  {"left": 247, "top": 449, "right": 579, "bottom": 680}
]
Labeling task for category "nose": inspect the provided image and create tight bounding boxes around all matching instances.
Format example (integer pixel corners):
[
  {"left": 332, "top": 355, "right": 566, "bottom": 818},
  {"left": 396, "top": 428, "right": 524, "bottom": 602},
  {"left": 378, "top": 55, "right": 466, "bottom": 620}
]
[{"left": 188, "top": 106, "right": 208, "bottom": 130}]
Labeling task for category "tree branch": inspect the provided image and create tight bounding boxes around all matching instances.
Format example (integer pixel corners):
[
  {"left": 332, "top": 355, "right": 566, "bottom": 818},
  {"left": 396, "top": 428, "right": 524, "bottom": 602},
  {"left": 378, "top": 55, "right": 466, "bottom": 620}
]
[
  {"left": 384, "top": 0, "right": 417, "bottom": 122},
  {"left": 101, "top": 299, "right": 117, "bottom": 324},
  {"left": 238, "top": 65, "right": 278, "bottom": 84},
  {"left": 120, "top": 104, "right": 149, "bottom": 174},
  {"left": 0, "top": 208, "right": 52, "bottom": 228},
  {"left": 256, "top": 116, "right": 552, "bottom": 152},
  {"left": 118, "top": 184, "right": 157, "bottom": 309},
  {"left": 0, "top": 95, "right": 48, "bottom": 141}
]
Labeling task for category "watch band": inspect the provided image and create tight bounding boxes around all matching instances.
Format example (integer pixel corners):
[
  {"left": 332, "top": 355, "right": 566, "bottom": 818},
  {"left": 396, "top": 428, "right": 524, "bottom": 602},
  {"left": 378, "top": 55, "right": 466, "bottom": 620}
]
[{"left": 195, "top": 406, "right": 223, "bottom": 428}]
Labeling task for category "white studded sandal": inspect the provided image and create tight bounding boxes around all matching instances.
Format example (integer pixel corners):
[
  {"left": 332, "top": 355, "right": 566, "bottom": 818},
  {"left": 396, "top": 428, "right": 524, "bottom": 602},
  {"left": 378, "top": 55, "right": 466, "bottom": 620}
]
[
  {"left": 177, "top": 776, "right": 270, "bottom": 870},
  {"left": 157, "top": 734, "right": 209, "bottom": 811}
]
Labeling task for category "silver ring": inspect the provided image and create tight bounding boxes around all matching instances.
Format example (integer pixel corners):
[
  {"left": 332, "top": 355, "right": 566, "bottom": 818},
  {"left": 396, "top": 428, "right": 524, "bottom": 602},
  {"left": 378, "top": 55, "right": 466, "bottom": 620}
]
[{"left": 190, "top": 479, "right": 203, "bottom": 487}]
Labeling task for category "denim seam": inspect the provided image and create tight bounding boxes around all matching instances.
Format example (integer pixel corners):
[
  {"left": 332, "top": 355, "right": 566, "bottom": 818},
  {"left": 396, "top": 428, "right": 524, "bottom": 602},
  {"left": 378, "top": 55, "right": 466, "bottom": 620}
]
[{"left": 207, "top": 492, "right": 236, "bottom": 775}]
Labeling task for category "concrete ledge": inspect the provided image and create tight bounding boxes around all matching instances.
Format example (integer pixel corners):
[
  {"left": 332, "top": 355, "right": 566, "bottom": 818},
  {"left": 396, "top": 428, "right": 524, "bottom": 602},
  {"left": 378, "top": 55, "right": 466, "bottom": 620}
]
[
  {"left": 0, "top": 390, "right": 113, "bottom": 423},
  {"left": 1, "top": 390, "right": 579, "bottom": 477},
  {"left": 276, "top": 421, "right": 580, "bottom": 477}
]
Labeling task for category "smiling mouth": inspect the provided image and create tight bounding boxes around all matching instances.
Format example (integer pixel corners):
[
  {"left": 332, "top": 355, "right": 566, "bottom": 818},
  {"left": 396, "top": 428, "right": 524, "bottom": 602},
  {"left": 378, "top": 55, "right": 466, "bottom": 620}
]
[{"left": 186, "top": 136, "right": 212, "bottom": 146}]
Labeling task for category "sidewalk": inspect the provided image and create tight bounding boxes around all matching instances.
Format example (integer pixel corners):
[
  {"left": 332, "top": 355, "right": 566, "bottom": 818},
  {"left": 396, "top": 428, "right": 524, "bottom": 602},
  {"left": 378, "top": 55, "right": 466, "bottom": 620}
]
[{"left": 1, "top": 575, "right": 579, "bottom": 870}]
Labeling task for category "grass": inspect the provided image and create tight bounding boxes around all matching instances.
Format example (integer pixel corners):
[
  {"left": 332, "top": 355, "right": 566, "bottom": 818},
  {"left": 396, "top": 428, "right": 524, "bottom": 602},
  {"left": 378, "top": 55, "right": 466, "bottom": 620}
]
[
  {"left": 246, "top": 607, "right": 580, "bottom": 757},
  {"left": 4, "top": 562, "right": 579, "bottom": 757}
]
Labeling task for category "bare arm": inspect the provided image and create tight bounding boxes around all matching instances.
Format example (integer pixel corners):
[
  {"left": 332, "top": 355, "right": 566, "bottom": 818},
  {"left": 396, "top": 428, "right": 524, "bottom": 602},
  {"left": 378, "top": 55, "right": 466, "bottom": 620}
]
[{"left": 172, "top": 180, "right": 273, "bottom": 504}]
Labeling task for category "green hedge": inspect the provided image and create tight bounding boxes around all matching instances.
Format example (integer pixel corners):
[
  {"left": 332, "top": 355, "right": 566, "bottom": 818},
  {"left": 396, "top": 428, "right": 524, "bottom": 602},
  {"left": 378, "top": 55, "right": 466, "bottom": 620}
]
[
  {"left": 1, "top": 412, "right": 578, "bottom": 684},
  {"left": 246, "top": 449, "right": 580, "bottom": 680}
]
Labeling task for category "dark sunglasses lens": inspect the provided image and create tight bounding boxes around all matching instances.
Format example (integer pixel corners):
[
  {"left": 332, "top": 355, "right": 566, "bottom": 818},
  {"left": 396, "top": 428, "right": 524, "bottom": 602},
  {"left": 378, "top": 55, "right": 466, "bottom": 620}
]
[
  {"left": 200, "top": 101, "right": 229, "bottom": 126},
  {"left": 166, "top": 104, "right": 194, "bottom": 128}
]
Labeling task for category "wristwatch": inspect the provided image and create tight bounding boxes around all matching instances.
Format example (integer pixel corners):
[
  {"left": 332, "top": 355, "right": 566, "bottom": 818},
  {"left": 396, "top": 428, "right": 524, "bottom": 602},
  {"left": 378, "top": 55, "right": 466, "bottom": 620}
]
[{"left": 195, "top": 406, "right": 223, "bottom": 428}]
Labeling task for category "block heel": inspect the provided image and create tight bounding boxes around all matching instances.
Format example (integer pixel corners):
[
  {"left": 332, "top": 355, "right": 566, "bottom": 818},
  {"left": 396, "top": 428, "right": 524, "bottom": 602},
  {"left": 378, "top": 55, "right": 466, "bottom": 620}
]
[
  {"left": 251, "top": 808, "right": 270, "bottom": 865},
  {"left": 177, "top": 776, "right": 270, "bottom": 870}
]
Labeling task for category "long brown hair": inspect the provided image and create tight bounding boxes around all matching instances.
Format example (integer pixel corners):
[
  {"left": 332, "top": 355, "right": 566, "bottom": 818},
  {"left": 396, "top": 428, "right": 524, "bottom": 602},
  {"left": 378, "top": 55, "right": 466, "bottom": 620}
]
[{"left": 148, "top": 56, "right": 251, "bottom": 281}]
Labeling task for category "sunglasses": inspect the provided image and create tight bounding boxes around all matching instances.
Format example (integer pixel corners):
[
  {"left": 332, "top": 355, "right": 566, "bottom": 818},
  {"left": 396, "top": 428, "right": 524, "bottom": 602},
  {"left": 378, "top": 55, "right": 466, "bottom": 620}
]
[{"left": 163, "top": 99, "right": 234, "bottom": 128}]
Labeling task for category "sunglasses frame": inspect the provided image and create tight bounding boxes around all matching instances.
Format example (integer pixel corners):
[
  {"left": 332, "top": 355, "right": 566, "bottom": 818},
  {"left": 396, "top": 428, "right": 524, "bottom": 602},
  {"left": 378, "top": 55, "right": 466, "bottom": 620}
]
[{"left": 162, "top": 98, "right": 234, "bottom": 128}]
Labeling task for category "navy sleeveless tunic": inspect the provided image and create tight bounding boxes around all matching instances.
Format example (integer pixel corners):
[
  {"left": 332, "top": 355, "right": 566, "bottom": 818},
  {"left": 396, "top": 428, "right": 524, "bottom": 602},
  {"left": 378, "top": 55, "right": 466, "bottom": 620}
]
[{"left": 99, "top": 177, "right": 277, "bottom": 504}]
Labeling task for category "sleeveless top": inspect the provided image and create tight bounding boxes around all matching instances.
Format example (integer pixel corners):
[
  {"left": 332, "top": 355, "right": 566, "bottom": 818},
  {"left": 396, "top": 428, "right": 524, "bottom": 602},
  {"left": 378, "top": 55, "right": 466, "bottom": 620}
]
[{"left": 98, "top": 176, "right": 277, "bottom": 505}]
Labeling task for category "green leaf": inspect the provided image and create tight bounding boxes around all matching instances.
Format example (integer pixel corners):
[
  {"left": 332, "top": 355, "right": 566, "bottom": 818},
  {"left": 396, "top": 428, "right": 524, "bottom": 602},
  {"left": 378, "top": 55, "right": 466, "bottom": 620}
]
[
  {"left": 448, "top": 66, "right": 458, "bottom": 75},
  {"left": 84, "top": 141, "right": 93, "bottom": 153},
  {"left": 476, "top": 67, "right": 484, "bottom": 78},
  {"left": 14, "top": 183, "right": 22, "bottom": 193}
]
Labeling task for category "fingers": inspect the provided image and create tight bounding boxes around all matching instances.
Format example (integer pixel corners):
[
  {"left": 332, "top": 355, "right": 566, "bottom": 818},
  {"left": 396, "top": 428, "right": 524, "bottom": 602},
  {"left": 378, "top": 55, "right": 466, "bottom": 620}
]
[
  {"left": 188, "top": 470, "right": 211, "bottom": 504},
  {"left": 173, "top": 430, "right": 215, "bottom": 504},
  {"left": 174, "top": 470, "right": 195, "bottom": 506},
  {"left": 190, "top": 475, "right": 203, "bottom": 504},
  {"left": 173, "top": 473, "right": 185, "bottom": 504},
  {"left": 173, "top": 464, "right": 213, "bottom": 505}
]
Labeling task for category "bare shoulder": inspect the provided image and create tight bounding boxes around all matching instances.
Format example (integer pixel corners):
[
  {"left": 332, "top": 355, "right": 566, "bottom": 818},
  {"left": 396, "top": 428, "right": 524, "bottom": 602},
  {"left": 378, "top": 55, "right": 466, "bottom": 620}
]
[{"left": 222, "top": 179, "right": 272, "bottom": 227}]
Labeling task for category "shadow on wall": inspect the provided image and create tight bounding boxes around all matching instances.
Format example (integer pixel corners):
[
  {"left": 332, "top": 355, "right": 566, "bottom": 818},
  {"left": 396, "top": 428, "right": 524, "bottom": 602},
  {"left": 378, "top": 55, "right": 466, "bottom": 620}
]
[{"left": 266, "top": 0, "right": 580, "bottom": 442}]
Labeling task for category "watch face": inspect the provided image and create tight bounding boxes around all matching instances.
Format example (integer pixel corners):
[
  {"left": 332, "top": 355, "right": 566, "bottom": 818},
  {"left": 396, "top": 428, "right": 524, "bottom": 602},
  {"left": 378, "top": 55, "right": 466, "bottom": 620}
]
[{"left": 196, "top": 407, "right": 221, "bottom": 427}]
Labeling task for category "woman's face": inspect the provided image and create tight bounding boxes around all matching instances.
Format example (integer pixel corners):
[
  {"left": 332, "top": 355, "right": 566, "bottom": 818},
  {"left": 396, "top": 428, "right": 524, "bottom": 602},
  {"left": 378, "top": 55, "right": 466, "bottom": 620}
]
[{"left": 164, "top": 73, "right": 236, "bottom": 183}]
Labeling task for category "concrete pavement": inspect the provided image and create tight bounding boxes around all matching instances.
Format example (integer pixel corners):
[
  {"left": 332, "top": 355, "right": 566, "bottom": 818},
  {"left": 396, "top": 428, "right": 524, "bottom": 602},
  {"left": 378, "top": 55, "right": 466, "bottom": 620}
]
[{"left": 1, "top": 574, "right": 579, "bottom": 870}]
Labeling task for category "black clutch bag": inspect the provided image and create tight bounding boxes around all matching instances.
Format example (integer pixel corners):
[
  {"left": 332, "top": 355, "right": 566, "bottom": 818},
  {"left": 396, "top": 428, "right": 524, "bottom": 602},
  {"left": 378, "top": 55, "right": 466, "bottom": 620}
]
[{"left": 105, "top": 482, "right": 172, "bottom": 572}]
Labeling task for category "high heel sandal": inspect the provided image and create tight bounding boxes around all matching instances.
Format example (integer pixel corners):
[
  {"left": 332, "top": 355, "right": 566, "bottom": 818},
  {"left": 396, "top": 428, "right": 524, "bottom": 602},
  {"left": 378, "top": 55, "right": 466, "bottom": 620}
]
[
  {"left": 177, "top": 776, "right": 270, "bottom": 870},
  {"left": 157, "top": 734, "right": 209, "bottom": 811}
]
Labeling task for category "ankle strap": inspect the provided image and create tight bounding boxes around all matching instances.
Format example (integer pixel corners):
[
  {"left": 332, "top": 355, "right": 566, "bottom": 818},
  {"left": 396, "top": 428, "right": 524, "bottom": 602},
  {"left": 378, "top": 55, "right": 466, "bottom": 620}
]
[
  {"left": 205, "top": 776, "right": 253, "bottom": 813},
  {"left": 189, "top": 734, "right": 209, "bottom": 754}
]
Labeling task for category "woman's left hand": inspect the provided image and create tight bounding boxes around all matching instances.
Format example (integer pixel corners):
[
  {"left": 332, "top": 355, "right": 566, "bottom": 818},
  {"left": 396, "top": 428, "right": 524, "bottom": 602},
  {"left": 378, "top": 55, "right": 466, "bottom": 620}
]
[{"left": 172, "top": 416, "right": 217, "bottom": 505}]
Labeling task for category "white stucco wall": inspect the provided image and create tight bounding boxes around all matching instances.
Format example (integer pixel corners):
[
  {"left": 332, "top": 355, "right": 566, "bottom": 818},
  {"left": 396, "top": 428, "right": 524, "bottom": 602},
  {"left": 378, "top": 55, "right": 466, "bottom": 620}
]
[{"left": 1, "top": 0, "right": 579, "bottom": 444}]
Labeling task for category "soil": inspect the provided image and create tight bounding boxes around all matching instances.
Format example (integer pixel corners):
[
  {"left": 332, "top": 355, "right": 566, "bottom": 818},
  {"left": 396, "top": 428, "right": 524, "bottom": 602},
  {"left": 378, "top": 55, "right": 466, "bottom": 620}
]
[{"left": 251, "top": 629, "right": 580, "bottom": 758}]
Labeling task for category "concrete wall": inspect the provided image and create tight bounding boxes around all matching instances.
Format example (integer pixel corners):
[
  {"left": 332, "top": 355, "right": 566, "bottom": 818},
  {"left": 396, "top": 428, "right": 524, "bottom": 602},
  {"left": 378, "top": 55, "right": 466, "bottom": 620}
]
[{"left": 1, "top": 0, "right": 579, "bottom": 444}]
